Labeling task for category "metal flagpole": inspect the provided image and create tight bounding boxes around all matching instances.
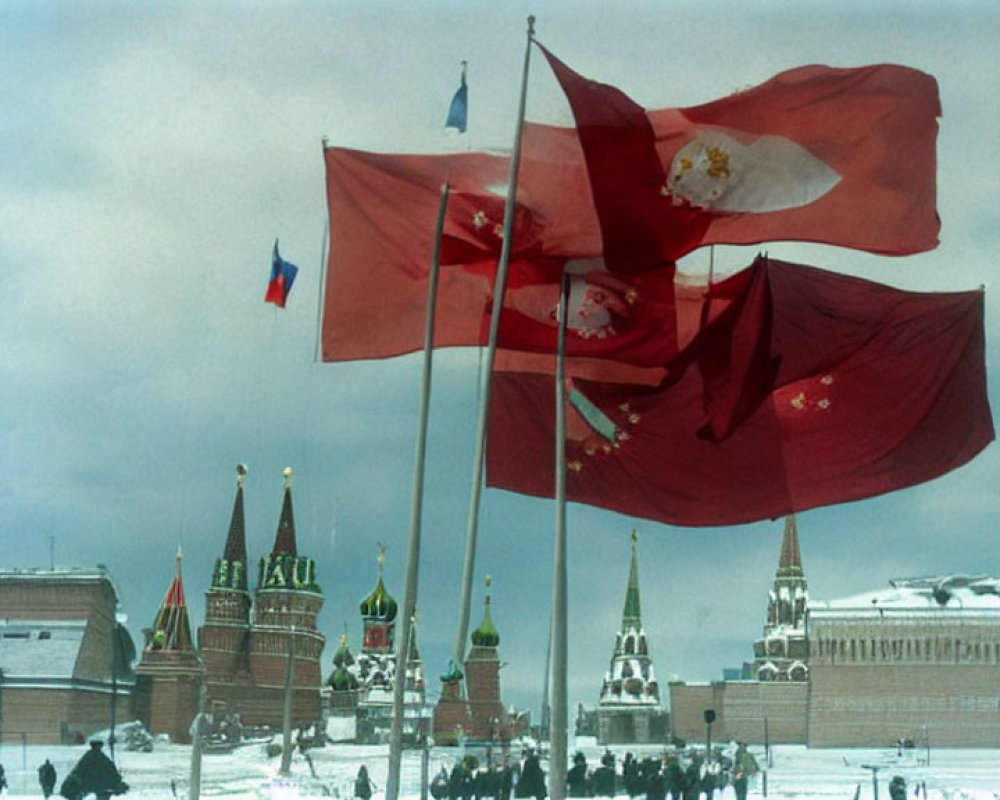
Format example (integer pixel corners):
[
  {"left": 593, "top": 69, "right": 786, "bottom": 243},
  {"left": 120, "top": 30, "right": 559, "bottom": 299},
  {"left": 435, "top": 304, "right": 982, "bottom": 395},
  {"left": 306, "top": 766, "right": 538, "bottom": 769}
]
[
  {"left": 385, "top": 183, "right": 451, "bottom": 800},
  {"left": 549, "top": 270, "right": 570, "bottom": 800},
  {"left": 452, "top": 11, "right": 536, "bottom": 671}
]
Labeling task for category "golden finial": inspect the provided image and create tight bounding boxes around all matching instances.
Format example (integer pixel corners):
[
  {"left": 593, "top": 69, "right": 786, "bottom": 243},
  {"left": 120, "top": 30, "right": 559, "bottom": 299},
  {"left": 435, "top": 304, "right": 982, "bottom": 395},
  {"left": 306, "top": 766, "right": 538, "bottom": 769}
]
[
  {"left": 283, "top": 466, "right": 293, "bottom": 487},
  {"left": 236, "top": 463, "right": 247, "bottom": 488},
  {"left": 377, "top": 543, "right": 386, "bottom": 573},
  {"left": 631, "top": 529, "right": 638, "bottom": 545}
]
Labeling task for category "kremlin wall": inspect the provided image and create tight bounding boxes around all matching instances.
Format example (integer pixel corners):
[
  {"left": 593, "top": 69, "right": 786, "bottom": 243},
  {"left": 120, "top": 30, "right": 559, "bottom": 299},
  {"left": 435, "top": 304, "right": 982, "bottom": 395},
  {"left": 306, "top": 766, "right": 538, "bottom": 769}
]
[{"left": 2, "top": 468, "right": 1000, "bottom": 749}]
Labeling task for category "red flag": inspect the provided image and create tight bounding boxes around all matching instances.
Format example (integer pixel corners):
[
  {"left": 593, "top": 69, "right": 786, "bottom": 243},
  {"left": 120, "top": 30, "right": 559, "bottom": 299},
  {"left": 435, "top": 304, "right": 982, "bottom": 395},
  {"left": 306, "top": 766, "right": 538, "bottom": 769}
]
[
  {"left": 322, "top": 146, "right": 681, "bottom": 365},
  {"left": 486, "top": 258, "right": 992, "bottom": 527},
  {"left": 540, "top": 47, "right": 940, "bottom": 258}
]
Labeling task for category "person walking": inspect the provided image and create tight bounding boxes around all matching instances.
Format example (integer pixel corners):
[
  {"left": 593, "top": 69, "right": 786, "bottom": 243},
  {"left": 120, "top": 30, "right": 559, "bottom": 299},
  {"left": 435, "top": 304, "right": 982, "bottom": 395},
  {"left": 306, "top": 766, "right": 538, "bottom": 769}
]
[
  {"left": 39, "top": 759, "right": 58, "bottom": 798},
  {"left": 354, "top": 765, "right": 373, "bottom": 800},
  {"left": 59, "top": 740, "right": 128, "bottom": 800}
]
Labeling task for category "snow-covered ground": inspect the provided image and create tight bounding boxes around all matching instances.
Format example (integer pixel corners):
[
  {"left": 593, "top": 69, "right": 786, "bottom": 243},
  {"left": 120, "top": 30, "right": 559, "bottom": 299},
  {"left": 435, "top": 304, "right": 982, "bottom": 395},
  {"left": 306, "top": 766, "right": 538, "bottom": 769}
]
[{"left": 1, "top": 736, "right": 997, "bottom": 800}]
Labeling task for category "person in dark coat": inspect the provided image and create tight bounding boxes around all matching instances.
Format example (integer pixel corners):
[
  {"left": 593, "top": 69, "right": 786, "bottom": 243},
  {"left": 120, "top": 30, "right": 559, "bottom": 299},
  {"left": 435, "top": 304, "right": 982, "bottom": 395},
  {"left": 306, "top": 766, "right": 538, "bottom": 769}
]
[
  {"left": 623, "top": 753, "right": 643, "bottom": 798},
  {"left": 354, "top": 765, "right": 373, "bottom": 800},
  {"left": 0, "top": 764, "right": 7, "bottom": 794},
  {"left": 888, "top": 775, "right": 907, "bottom": 800},
  {"left": 431, "top": 766, "right": 450, "bottom": 800},
  {"left": 566, "top": 752, "right": 589, "bottom": 798},
  {"left": 514, "top": 751, "right": 546, "bottom": 800},
  {"left": 681, "top": 758, "right": 700, "bottom": 800},
  {"left": 591, "top": 756, "right": 615, "bottom": 798},
  {"left": 450, "top": 762, "right": 470, "bottom": 800},
  {"left": 644, "top": 759, "right": 666, "bottom": 800},
  {"left": 663, "top": 755, "right": 684, "bottom": 800},
  {"left": 39, "top": 759, "right": 58, "bottom": 798},
  {"left": 59, "top": 740, "right": 129, "bottom": 800}
]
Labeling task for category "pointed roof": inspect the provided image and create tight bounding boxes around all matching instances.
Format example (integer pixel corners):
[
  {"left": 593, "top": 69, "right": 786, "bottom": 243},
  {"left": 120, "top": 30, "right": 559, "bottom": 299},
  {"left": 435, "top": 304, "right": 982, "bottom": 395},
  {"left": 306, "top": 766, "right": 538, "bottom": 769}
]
[
  {"left": 777, "top": 515, "right": 804, "bottom": 578},
  {"left": 270, "top": 467, "right": 297, "bottom": 556},
  {"left": 471, "top": 576, "right": 500, "bottom": 648},
  {"left": 149, "top": 546, "right": 195, "bottom": 652},
  {"left": 223, "top": 464, "right": 249, "bottom": 564},
  {"left": 621, "top": 530, "right": 642, "bottom": 630}
]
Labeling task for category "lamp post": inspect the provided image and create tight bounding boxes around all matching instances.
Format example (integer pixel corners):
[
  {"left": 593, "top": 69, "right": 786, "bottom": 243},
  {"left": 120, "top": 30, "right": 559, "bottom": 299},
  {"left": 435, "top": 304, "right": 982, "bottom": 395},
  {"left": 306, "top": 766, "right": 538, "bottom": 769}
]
[{"left": 703, "top": 709, "right": 716, "bottom": 761}]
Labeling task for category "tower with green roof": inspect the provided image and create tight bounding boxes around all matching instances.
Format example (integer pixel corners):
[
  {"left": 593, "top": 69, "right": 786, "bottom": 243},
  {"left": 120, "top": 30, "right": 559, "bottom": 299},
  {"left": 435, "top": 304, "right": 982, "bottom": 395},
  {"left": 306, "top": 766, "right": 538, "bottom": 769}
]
[{"left": 597, "top": 531, "right": 663, "bottom": 744}]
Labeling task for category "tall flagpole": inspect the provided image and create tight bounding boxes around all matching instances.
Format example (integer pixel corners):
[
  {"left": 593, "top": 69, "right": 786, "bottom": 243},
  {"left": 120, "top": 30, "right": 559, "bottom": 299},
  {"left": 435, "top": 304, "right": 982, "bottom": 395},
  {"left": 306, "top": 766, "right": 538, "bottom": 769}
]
[
  {"left": 549, "top": 271, "right": 570, "bottom": 800},
  {"left": 385, "top": 183, "right": 451, "bottom": 800},
  {"left": 452, "top": 11, "right": 536, "bottom": 671}
]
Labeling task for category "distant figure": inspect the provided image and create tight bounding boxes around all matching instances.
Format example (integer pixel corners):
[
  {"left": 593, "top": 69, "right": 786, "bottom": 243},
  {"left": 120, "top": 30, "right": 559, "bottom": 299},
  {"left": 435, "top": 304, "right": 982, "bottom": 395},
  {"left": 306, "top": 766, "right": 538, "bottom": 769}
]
[
  {"left": 0, "top": 764, "right": 7, "bottom": 794},
  {"left": 591, "top": 752, "right": 615, "bottom": 798},
  {"left": 731, "top": 743, "right": 758, "bottom": 800},
  {"left": 431, "top": 766, "right": 450, "bottom": 800},
  {"left": 354, "top": 765, "right": 373, "bottom": 800},
  {"left": 39, "top": 759, "right": 58, "bottom": 798},
  {"left": 662, "top": 755, "right": 683, "bottom": 800},
  {"left": 514, "top": 750, "right": 546, "bottom": 800},
  {"left": 566, "top": 751, "right": 588, "bottom": 798},
  {"left": 59, "top": 740, "right": 129, "bottom": 800},
  {"left": 888, "top": 775, "right": 907, "bottom": 800}
]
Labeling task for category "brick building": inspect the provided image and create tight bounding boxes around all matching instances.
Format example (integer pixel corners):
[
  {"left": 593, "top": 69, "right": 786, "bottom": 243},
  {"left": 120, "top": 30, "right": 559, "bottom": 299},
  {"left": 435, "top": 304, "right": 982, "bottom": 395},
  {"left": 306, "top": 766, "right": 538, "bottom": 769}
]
[
  {"left": 669, "top": 519, "right": 1000, "bottom": 747},
  {"left": 197, "top": 466, "right": 326, "bottom": 728},
  {"left": 0, "top": 567, "right": 137, "bottom": 745},
  {"left": 433, "top": 577, "right": 512, "bottom": 745}
]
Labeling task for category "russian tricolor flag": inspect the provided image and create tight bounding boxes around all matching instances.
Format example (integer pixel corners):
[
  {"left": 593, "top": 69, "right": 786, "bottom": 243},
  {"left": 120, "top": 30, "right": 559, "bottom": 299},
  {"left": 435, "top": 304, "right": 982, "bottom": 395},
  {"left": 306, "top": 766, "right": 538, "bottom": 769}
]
[{"left": 265, "top": 239, "right": 299, "bottom": 308}]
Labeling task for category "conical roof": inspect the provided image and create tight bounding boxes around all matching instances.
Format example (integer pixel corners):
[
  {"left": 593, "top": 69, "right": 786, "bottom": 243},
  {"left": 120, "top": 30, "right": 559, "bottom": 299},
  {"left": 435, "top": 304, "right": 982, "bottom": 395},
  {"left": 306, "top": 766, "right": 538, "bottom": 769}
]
[
  {"left": 621, "top": 530, "right": 642, "bottom": 630},
  {"left": 149, "top": 546, "right": 195, "bottom": 653},
  {"left": 270, "top": 467, "right": 297, "bottom": 556},
  {"left": 213, "top": 464, "right": 248, "bottom": 591},
  {"left": 471, "top": 576, "right": 500, "bottom": 648},
  {"left": 777, "top": 515, "right": 804, "bottom": 578},
  {"left": 360, "top": 546, "right": 398, "bottom": 621}
]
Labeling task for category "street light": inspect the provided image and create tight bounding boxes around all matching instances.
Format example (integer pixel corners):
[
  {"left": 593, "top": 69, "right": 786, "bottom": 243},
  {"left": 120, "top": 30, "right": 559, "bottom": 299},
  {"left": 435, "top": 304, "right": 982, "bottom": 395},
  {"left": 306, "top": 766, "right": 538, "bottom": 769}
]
[{"left": 703, "top": 709, "right": 716, "bottom": 761}]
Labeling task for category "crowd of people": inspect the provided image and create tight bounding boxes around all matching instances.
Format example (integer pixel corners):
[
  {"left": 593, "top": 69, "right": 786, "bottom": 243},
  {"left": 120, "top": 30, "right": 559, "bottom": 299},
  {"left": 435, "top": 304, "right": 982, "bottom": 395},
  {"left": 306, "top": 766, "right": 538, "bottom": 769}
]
[{"left": 415, "top": 743, "right": 760, "bottom": 800}]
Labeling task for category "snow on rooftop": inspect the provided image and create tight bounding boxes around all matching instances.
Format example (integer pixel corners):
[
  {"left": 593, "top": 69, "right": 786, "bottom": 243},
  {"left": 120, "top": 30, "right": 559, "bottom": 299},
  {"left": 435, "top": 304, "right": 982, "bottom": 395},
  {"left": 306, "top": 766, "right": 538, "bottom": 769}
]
[{"left": 810, "top": 575, "right": 1000, "bottom": 615}]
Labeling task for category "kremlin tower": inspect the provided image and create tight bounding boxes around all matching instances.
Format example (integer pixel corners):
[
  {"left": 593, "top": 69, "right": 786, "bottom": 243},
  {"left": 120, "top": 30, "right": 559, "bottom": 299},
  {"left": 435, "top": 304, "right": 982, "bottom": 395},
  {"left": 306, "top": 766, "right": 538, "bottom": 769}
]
[
  {"left": 198, "top": 466, "right": 326, "bottom": 727},
  {"left": 752, "top": 515, "right": 810, "bottom": 681},
  {"left": 136, "top": 547, "right": 205, "bottom": 743},
  {"left": 198, "top": 465, "right": 253, "bottom": 710},
  {"left": 433, "top": 577, "right": 511, "bottom": 745},
  {"left": 596, "top": 531, "right": 665, "bottom": 744}
]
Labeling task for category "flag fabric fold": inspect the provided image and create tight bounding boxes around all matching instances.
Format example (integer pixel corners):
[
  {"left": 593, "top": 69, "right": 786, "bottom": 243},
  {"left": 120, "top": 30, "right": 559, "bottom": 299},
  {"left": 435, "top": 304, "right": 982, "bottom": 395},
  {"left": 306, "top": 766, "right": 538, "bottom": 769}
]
[
  {"left": 321, "top": 146, "right": 682, "bottom": 365},
  {"left": 265, "top": 240, "right": 298, "bottom": 308},
  {"left": 539, "top": 46, "right": 941, "bottom": 259},
  {"left": 486, "top": 257, "right": 993, "bottom": 527}
]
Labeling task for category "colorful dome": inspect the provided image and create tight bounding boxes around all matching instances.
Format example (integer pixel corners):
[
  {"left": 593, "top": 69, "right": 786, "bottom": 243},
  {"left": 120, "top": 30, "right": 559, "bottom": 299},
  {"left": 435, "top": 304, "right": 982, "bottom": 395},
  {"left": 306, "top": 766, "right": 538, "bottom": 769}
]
[
  {"left": 470, "top": 576, "right": 500, "bottom": 648},
  {"left": 359, "top": 547, "right": 398, "bottom": 622}
]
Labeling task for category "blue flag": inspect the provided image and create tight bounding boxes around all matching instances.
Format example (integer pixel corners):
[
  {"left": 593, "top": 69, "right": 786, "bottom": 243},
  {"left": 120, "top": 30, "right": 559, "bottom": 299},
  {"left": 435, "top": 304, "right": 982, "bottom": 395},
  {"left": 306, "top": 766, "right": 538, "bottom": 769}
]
[
  {"left": 445, "top": 63, "right": 468, "bottom": 133},
  {"left": 265, "top": 239, "right": 299, "bottom": 308}
]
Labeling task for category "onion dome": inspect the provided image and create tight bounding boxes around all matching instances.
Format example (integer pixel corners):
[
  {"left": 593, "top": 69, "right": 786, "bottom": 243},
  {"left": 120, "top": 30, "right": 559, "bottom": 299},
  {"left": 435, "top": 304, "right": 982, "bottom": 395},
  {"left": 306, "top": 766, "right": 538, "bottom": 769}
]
[
  {"left": 470, "top": 576, "right": 500, "bottom": 648},
  {"left": 440, "top": 657, "right": 464, "bottom": 684},
  {"left": 359, "top": 546, "right": 398, "bottom": 622},
  {"left": 333, "top": 631, "right": 355, "bottom": 669}
]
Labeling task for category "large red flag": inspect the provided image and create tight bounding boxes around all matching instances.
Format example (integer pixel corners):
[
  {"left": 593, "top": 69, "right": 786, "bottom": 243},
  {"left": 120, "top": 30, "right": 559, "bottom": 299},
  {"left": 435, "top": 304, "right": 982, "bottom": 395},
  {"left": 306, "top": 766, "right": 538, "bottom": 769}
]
[
  {"left": 486, "top": 258, "right": 992, "bottom": 527},
  {"left": 322, "top": 146, "right": 681, "bottom": 364},
  {"left": 540, "top": 46, "right": 940, "bottom": 260}
]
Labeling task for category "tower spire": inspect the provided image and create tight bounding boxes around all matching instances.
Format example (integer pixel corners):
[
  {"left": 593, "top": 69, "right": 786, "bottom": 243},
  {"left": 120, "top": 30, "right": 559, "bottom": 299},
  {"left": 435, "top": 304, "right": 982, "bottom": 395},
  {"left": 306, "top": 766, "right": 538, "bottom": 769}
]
[
  {"left": 621, "top": 530, "right": 641, "bottom": 630},
  {"left": 212, "top": 464, "right": 249, "bottom": 591},
  {"left": 778, "top": 514, "right": 803, "bottom": 577},
  {"left": 270, "top": 467, "right": 298, "bottom": 556}
]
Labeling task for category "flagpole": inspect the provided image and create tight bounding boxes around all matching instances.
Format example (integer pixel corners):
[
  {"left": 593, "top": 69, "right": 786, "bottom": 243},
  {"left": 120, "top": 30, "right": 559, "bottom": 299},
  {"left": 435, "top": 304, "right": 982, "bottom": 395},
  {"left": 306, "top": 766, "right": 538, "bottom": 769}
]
[
  {"left": 314, "top": 213, "right": 330, "bottom": 363},
  {"left": 452, "top": 14, "right": 536, "bottom": 667},
  {"left": 549, "top": 270, "right": 570, "bottom": 800},
  {"left": 385, "top": 182, "right": 450, "bottom": 800}
]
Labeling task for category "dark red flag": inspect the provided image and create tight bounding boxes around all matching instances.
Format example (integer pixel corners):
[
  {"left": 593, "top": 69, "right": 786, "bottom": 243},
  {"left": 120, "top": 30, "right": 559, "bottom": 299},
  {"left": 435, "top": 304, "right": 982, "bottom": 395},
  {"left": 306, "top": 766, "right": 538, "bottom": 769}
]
[
  {"left": 540, "top": 47, "right": 940, "bottom": 258},
  {"left": 486, "top": 258, "right": 992, "bottom": 527}
]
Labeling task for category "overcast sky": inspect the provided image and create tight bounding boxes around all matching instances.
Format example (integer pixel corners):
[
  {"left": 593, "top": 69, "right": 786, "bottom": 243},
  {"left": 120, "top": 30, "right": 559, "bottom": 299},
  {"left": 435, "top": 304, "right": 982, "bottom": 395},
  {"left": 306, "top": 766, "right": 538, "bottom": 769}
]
[{"left": 2, "top": 1, "right": 999, "bottom": 720}]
